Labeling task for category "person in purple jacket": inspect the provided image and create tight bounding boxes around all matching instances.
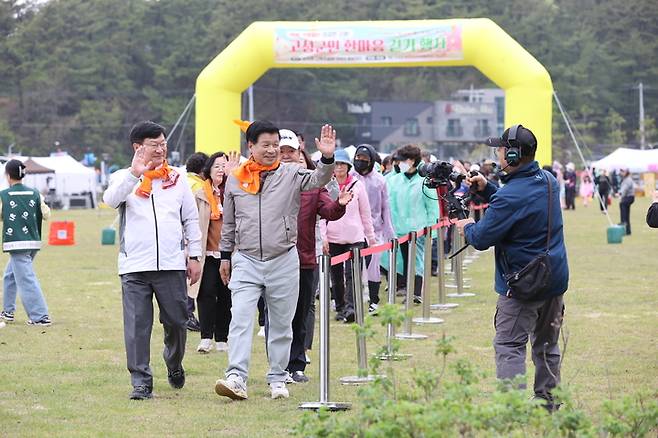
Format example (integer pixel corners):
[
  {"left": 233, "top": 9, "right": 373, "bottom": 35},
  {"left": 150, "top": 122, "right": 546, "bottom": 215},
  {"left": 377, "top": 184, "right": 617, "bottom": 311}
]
[{"left": 352, "top": 144, "right": 395, "bottom": 314}]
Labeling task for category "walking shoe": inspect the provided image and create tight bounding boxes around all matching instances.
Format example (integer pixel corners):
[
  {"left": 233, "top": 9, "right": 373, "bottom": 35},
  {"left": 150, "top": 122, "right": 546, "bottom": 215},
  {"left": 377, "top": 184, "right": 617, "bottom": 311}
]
[
  {"left": 368, "top": 303, "right": 379, "bottom": 315},
  {"left": 257, "top": 326, "right": 265, "bottom": 337},
  {"left": 197, "top": 338, "right": 214, "bottom": 353},
  {"left": 186, "top": 315, "right": 201, "bottom": 332},
  {"left": 290, "top": 371, "right": 309, "bottom": 383},
  {"left": 334, "top": 310, "right": 345, "bottom": 321},
  {"left": 129, "top": 385, "right": 153, "bottom": 400},
  {"left": 342, "top": 312, "right": 355, "bottom": 323},
  {"left": 413, "top": 295, "right": 423, "bottom": 305},
  {"left": 168, "top": 368, "right": 185, "bottom": 389},
  {"left": 27, "top": 316, "right": 52, "bottom": 326},
  {"left": 284, "top": 372, "right": 295, "bottom": 384},
  {"left": 270, "top": 381, "right": 289, "bottom": 399},
  {"left": 0, "top": 311, "right": 14, "bottom": 322},
  {"left": 215, "top": 374, "right": 248, "bottom": 400},
  {"left": 215, "top": 341, "right": 228, "bottom": 352}
]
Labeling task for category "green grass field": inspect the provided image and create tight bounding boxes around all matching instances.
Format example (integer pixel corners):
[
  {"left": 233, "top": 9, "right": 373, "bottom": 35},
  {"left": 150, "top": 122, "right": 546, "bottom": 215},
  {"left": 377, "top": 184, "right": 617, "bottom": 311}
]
[{"left": 0, "top": 196, "right": 656, "bottom": 437}]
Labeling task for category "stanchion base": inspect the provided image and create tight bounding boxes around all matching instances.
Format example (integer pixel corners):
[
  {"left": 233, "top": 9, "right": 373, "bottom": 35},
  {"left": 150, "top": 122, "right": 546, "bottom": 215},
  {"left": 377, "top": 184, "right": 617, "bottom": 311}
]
[
  {"left": 339, "top": 375, "right": 383, "bottom": 385},
  {"left": 376, "top": 352, "right": 412, "bottom": 361},
  {"left": 446, "top": 292, "right": 476, "bottom": 298},
  {"left": 430, "top": 303, "right": 460, "bottom": 310},
  {"left": 395, "top": 332, "right": 428, "bottom": 340},
  {"left": 299, "top": 401, "right": 352, "bottom": 411},
  {"left": 412, "top": 316, "right": 444, "bottom": 324}
]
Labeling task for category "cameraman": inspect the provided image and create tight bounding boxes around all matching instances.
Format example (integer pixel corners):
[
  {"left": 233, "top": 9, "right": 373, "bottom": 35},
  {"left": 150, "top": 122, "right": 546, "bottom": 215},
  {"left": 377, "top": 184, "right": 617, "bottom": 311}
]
[{"left": 455, "top": 125, "right": 569, "bottom": 410}]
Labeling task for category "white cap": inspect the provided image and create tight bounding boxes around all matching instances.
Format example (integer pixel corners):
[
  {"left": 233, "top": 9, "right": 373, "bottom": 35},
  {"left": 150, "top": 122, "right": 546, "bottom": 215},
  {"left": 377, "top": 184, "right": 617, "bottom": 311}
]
[{"left": 279, "top": 129, "right": 300, "bottom": 150}]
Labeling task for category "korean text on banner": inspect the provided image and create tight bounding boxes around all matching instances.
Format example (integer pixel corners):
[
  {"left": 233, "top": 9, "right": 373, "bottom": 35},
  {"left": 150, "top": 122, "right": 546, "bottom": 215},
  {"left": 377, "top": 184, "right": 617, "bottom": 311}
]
[{"left": 274, "top": 25, "right": 463, "bottom": 65}]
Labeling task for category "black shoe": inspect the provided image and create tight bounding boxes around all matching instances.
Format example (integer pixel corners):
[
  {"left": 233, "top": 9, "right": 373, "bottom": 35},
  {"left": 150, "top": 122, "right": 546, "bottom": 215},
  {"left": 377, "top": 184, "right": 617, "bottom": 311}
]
[
  {"left": 290, "top": 371, "right": 309, "bottom": 383},
  {"left": 413, "top": 296, "right": 422, "bottom": 305},
  {"left": 186, "top": 315, "right": 200, "bottom": 332},
  {"left": 0, "top": 311, "right": 14, "bottom": 322},
  {"left": 168, "top": 368, "right": 185, "bottom": 389},
  {"left": 533, "top": 395, "right": 561, "bottom": 413},
  {"left": 27, "top": 315, "right": 52, "bottom": 326},
  {"left": 335, "top": 311, "right": 345, "bottom": 321},
  {"left": 343, "top": 312, "right": 355, "bottom": 323},
  {"left": 130, "top": 385, "right": 153, "bottom": 400}
]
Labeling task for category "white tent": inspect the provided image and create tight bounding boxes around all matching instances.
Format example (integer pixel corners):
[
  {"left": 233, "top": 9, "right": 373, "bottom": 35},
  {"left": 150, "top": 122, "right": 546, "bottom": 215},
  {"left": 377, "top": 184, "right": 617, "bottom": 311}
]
[{"left": 591, "top": 148, "right": 658, "bottom": 173}]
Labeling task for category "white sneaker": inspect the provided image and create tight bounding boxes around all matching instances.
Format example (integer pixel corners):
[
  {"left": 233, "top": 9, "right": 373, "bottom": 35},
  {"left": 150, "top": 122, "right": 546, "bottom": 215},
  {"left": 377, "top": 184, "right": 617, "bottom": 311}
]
[
  {"left": 270, "top": 381, "right": 289, "bottom": 399},
  {"left": 197, "top": 338, "right": 213, "bottom": 353},
  {"left": 368, "top": 302, "right": 379, "bottom": 314},
  {"left": 215, "top": 374, "right": 248, "bottom": 400},
  {"left": 216, "top": 341, "right": 228, "bottom": 352},
  {"left": 257, "top": 326, "right": 265, "bottom": 337}
]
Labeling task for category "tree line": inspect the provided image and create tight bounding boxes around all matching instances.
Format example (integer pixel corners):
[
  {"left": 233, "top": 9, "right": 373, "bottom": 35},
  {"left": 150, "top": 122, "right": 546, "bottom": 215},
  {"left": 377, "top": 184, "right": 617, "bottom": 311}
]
[{"left": 0, "top": 0, "right": 656, "bottom": 165}]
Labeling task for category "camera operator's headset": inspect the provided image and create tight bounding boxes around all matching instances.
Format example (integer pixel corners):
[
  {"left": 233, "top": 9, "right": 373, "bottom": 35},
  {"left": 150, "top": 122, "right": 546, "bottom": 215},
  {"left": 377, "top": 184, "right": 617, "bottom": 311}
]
[{"left": 504, "top": 124, "right": 524, "bottom": 167}]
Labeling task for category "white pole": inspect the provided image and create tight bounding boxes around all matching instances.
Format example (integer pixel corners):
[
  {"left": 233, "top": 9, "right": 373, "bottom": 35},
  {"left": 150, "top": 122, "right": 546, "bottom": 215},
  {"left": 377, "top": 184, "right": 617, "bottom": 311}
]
[
  {"left": 248, "top": 86, "right": 254, "bottom": 121},
  {"left": 639, "top": 82, "right": 645, "bottom": 150}
]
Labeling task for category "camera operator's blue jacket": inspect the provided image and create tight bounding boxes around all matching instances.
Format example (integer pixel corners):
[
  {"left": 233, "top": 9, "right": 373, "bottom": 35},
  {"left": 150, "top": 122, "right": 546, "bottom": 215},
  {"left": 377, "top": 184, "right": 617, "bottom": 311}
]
[{"left": 464, "top": 161, "right": 569, "bottom": 299}]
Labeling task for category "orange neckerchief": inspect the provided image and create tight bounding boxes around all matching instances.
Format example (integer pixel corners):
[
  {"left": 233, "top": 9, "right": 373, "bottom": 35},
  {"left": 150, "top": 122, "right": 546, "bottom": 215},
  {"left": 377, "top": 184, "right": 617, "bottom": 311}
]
[
  {"left": 135, "top": 161, "right": 171, "bottom": 198},
  {"left": 232, "top": 156, "right": 280, "bottom": 194},
  {"left": 202, "top": 179, "right": 222, "bottom": 220}
]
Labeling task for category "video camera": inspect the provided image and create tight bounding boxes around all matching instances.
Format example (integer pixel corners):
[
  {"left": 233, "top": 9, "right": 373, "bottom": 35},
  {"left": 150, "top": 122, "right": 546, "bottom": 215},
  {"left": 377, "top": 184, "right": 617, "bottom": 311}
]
[{"left": 417, "top": 161, "right": 476, "bottom": 220}]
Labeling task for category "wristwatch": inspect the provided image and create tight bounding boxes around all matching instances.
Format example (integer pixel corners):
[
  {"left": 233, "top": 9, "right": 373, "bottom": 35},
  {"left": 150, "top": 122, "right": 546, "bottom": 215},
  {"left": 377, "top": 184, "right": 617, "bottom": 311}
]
[{"left": 189, "top": 256, "right": 199, "bottom": 261}]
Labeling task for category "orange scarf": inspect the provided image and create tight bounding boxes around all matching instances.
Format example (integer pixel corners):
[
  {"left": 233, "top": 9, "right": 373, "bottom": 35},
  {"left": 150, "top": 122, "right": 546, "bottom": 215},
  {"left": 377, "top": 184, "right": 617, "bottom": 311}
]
[
  {"left": 232, "top": 157, "right": 280, "bottom": 194},
  {"left": 135, "top": 161, "right": 170, "bottom": 198},
  {"left": 202, "top": 179, "right": 222, "bottom": 220}
]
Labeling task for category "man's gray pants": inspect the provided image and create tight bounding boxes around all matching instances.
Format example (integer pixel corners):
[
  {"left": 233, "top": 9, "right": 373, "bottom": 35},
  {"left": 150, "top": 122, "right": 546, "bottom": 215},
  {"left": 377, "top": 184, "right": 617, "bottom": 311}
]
[
  {"left": 494, "top": 294, "right": 565, "bottom": 399},
  {"left": 120, "top": 270, "right": 188, "bottom": 388},
  {"left": 226, "top": 249, "right": 299, "bottom": 384}
]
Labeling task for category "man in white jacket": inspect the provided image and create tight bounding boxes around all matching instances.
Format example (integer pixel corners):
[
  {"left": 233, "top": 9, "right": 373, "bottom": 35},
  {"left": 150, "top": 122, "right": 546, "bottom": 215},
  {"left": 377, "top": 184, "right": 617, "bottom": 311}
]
[{"left": 103, "top": 121, "right": 202, "bottom": 400}]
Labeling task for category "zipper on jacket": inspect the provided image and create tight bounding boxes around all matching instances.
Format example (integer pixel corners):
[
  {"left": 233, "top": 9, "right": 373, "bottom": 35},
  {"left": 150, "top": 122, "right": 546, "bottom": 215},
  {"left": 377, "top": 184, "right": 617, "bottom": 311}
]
[
  {"left": 258, "top": 192, "right": 263, "bottom": 260},
  {"left": 151, "top": 194, "right": 160, "bottom": 270}
]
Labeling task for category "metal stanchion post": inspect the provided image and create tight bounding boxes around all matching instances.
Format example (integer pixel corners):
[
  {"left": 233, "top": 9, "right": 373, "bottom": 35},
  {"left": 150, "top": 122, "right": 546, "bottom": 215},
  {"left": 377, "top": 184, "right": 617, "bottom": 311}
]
[
  {"left": 396, "top": 232, "right": 427, "bottom": 340},
  {"left": 341, "top": 247, "right": 381, "bottom": 385},
  {"left": 447, "top": 230, "right": 476, "bottom": 298},
  {"left": 413, "top": 227, "right": 443, "bottom": 324},
  {"left": 378, "top": 239, "right": 411, "bottom": 361},
  {"left": 300, "top": 255, "right": 351, "bottom": 411},
  {"left": 446, "top": 227, "right": 472, "bottom": 288},
  {"left": 431, "top": 224, "right": 459, "bottom": 310}
]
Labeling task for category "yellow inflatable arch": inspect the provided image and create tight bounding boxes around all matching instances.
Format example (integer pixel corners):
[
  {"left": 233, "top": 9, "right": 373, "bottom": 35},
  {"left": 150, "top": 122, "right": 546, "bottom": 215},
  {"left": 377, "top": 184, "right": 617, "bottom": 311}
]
[{"left": 196, "top": 19, "right": 553, "bottom": 164}]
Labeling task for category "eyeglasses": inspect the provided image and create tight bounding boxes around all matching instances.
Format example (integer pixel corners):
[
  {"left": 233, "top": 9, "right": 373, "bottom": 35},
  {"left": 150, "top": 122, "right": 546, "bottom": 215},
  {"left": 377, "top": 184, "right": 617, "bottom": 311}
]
[{"left": 141, "top": 141, "right": 167, "bottom": 150}]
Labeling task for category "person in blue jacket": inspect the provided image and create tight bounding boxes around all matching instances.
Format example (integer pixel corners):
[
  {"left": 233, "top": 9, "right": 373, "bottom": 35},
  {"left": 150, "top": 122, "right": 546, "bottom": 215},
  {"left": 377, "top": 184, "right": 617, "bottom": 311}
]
[{"left": 456, "top": 125, "right": 569, "bottom": 411}]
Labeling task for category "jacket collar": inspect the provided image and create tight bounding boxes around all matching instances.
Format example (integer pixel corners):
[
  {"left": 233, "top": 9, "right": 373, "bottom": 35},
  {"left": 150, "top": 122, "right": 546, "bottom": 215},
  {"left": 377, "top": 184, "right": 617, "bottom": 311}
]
[{"left": 500, "top": 161, "right": 540, "bottom": 184}]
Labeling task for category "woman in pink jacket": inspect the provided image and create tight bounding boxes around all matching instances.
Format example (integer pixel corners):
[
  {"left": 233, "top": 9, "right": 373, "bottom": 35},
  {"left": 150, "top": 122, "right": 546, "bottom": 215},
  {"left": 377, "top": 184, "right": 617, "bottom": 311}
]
[{"left": 321, "top": 149, "right": 376, "bottom": 323}]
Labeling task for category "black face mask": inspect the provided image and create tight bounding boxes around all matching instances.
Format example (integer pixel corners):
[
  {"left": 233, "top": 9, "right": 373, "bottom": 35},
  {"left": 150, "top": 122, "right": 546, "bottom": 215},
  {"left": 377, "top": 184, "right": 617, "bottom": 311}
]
[{"left": 353, "top": 159, "right": 370, "bottom": 174}]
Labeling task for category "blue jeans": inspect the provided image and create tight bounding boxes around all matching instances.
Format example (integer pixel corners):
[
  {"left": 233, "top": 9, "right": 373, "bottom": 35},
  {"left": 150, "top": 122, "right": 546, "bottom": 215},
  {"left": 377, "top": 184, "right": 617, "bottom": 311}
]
[{"left": 3, "top": 250, "right": 49, "bottom": 321}]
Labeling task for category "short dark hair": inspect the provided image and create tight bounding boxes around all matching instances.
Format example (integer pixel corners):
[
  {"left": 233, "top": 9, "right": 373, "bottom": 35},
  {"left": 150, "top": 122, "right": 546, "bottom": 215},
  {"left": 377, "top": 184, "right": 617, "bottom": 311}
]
[
  {"left": 185, "top": 152, "right": 209, "bottom": 174},
  {"left": 294, "top": 131, "right": 304, "bottom": 142},
  {"left": 300, "top": 149, "right": 315, "bottom": 170},
  {"left": 382, "top": 155, "right": 393, "bottom": 167},
  {"left": 129, "top": 121, "right": 166, "bottom": 145},
  {"left": 397, "top": 144, "right": 422, "bottom": 164},
  {"left": 246, "top": 120, "right": 279, "bottom": 144},
  {"left": 5, "top": 159, "right": 26, "bottom": 180}
]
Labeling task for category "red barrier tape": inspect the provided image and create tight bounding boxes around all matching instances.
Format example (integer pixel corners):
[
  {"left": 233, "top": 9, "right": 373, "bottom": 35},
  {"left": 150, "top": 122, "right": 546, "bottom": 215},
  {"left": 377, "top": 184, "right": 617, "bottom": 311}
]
[
  {"left": 361, "top": 241, "right": 393, "bottom": 257},
  {"left": 397, "top": 233, "right": 411, "bottom": 244},
  {"left": 328, "top": 216, "right": 461, "bottom": 264},
  {"left": 330, "top": 251, "right": 352, "bottom": 266}
]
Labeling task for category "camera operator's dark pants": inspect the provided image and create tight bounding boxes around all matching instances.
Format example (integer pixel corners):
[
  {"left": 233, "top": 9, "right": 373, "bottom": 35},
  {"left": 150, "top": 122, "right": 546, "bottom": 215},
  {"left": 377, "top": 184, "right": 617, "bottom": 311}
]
[
  {"left": 494, "top": 294, "right": 564, "bottom": 400},
  {"left": 121, "top": 270, "right": 188, "bottom": 389}
]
